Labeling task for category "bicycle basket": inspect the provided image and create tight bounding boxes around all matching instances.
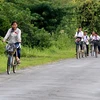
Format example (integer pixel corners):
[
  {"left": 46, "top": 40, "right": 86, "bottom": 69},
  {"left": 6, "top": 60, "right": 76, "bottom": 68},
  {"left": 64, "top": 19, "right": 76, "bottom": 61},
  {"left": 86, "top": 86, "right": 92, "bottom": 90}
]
[
  {"left": 5, "top": 43, "right": 17, "bottom": 54},
  {"left": 76, "top": 41, "right": 81, "bottom": 45}
]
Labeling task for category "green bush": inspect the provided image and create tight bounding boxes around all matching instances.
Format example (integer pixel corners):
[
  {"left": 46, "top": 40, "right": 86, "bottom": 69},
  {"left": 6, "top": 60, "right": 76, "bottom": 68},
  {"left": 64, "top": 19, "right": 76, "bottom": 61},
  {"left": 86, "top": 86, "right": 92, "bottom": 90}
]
[
  {"left": 32, "top": 29, "right": 51, "bottom": 48},
  {"left": 0, "top": 37, "right": 6, "bottom": 54}
]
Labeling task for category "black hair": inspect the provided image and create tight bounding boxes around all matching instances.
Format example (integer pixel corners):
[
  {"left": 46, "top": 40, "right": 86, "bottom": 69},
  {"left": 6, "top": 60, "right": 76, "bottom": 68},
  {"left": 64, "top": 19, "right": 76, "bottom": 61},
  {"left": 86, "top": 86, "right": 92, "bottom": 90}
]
[
  {"left": 91, "top": 31, "right": 95, "bottom": 34},
  {"left": 11, "top": 21, "right": 18, "bottom": 32},
  {"left": 84, "top": 30, "right": 87, "bottom": 32},
  {"left": 78, "top": 26, "right": 82, "bottom": 29},
  {"left": 11, "top": 21, "right": 18, "bottom": 25},
  {"left": 95, "top": 32, "right": 98, "bottom": 35}
]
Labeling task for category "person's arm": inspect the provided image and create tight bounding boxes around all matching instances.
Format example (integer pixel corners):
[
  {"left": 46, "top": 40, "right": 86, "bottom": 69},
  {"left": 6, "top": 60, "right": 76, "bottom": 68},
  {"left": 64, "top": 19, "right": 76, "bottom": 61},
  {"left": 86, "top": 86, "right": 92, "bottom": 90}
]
[
  {"left": 17, "top": 29, "right": 21, "bottom": 42},
  {"left": 87, "top": 36, "right": 90, "bottom": 40},
  {"left": 97, "top": 35, "right": 100, "bottom": 40},
  {"left": 3, "top": 28, "right": 11, "bottom": 42},
  {"left": 90, "top": 35, "right": 93, "bottom": 41},
  {"left": 86, "top": 36, "right": 89, "bottom": 44},
  {"left": 81, "top": 31, "right": 84, "bottom": 38},
  {"left": 74, "top": 32, "right": 77, "bottom": 38}
]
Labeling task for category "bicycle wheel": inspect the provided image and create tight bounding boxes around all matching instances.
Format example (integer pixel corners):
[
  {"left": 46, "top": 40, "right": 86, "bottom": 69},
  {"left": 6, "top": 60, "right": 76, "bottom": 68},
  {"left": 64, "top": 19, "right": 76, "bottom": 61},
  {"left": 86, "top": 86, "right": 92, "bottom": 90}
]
[
  {"left": 76, "top": 45, "right": 79, "bottom": 59},
  {"left": 91, "top": 45, "right": 94, "bottom": 56},
  {"left": 7, "top": 55, "right": 13, "bottom": 75},
  {"left": 13, "top": 57, "right": 17, "bottom": 73},
  {"left": 84, "top": 44, "right": 87, "bottom": 57},
  {"left": 76, "top": 45, "right": 81, "bottom": 59},
  {"left": 81, "top": 45, "right": 84, "bottom": 58},
  {"left": 95, "top": 46, "right": 98, "bottom": 58}
]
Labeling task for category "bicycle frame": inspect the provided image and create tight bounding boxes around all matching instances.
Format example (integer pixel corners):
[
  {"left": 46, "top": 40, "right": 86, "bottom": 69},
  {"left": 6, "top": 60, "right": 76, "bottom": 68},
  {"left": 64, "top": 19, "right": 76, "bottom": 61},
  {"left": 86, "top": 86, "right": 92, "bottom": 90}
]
[
  {"left": 90, "top": 43, "right": 94, "bottom": 56},
  {"left": 82, "top": 42, "right": 87, "bottom": 57},
  {"left": 94, "top": 44, "right": 98, "bottom": 58},
  {"left": 90, "top": 40, "right": 99, "bottom": 58},
  {"left": 76, "top": 42, "right": 82, "bottom": 59}
]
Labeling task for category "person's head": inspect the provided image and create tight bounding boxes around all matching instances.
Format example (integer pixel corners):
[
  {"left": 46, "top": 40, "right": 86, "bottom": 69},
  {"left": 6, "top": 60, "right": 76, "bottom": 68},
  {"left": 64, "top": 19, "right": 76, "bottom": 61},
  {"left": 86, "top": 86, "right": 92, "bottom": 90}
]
[
  {"left": 84, "top": 30, "right": 87, "bottom": 35},
  {"left": 78, "top": 27, "right": 82, "bottom": 32},
  {"left": 91, "top": 31, "right": 95, "bottom": 36},
  {"left": 95, "top": 32, "right": 98, "bottom": 36},
  {"left": 11, "top": 21, "right": 18, "bottom": 30}
]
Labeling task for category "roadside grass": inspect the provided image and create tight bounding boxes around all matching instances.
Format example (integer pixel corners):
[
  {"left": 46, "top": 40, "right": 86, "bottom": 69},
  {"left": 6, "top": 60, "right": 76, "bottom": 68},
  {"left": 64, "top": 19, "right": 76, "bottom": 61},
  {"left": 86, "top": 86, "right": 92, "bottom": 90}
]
[{"left": 0, "top": 47, "right": 75, "bottom": 73}]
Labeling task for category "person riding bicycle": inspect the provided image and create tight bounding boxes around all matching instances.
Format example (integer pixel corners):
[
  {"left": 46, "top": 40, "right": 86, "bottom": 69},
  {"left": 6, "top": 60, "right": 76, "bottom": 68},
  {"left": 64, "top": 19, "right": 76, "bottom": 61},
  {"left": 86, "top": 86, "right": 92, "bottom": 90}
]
[
  {"left": 83, "top": 30, "right": 89, "bottom": 56},
  {"left": 74, "top": 27, "right": 84, "bottom": 53},
  {"left": 91, "top": 32, "right": 100, "bottom": 53},
  {"left": 3, "top": 21, "right": 21, "bottom": 64}
]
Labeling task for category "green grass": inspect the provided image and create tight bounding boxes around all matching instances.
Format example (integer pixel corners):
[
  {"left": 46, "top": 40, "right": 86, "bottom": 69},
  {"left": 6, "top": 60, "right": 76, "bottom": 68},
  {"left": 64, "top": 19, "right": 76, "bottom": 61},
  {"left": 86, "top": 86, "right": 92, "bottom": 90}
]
[{"left": 0, "top": 47, "right": 75, "bottom": 73}]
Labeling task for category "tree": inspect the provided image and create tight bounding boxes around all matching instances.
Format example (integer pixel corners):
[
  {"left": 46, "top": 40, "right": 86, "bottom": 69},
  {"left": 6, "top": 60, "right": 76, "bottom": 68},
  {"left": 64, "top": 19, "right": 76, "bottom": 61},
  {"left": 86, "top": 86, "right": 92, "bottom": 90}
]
[
  {"left": 76, "top": 0, "right": 100, "bottom": 33},
  {"left": 30, "top": 2, "right": 67, "bottom": 33}
]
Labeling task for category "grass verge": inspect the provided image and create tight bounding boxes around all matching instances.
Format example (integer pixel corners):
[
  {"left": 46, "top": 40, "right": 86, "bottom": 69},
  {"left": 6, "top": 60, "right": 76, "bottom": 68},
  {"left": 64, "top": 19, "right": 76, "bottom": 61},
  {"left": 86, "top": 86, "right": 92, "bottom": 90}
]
[{"left": 0, "top": 47, "right": 75, "bottom": 73}]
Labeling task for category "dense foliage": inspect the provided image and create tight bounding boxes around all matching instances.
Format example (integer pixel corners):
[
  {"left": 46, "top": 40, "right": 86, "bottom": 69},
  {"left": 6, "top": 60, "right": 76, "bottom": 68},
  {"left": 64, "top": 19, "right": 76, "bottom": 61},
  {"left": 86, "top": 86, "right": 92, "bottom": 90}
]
[{"left": 0, "top": 0, "right": 100, "bottom": 48}]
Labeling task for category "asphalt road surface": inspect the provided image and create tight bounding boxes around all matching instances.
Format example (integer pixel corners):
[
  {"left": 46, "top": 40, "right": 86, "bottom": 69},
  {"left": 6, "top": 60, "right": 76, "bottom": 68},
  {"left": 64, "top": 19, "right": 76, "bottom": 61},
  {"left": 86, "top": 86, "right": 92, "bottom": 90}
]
[{"left": 0, "top": 56, "right": 100, "bottom": 100}]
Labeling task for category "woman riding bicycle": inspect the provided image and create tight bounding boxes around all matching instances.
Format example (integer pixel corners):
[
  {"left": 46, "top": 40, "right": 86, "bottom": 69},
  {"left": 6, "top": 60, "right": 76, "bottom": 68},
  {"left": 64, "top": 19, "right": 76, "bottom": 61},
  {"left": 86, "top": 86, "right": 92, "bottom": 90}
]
[
  {"left": 91, "top": 32, "right": 100, "bottom": 54},
  {"left": 74, "top": 27, "right": 84, "bottom": 53},
  {"left": 3, "top": 21, "right": 21, "bottom": 64}
]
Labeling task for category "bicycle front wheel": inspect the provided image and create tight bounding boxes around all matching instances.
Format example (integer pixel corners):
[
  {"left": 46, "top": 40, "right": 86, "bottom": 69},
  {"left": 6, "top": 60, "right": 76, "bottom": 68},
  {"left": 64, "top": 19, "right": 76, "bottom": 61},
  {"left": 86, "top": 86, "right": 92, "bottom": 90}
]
[
  {"left": 13, "top": 57, "right": 17, "bottom": 73},
  {"left": 94, "top": 46, "right": 98, "bottom": 58},
  {"left": 76, "top": 45, "right": 81, "bottom": 59},
  {"left": 91, "top": 45, "right": 94, "bottom": 56},
  {"left": 7, "top": 55, "right": 13, "bottom": 75}
]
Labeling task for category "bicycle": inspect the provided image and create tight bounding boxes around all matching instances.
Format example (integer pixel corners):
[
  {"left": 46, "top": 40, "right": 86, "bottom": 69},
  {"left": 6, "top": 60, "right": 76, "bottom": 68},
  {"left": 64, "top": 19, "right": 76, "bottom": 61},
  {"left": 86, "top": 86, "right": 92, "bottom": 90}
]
[
  {"left": 90, "top": 41, "right": 94, "bottom": 56},
  {"left": 76, "top": 41, "right": 82, "bottom": 59},
  {"left": 82, "top": 42, "right": 87, "bottom": 58},
  {"left": 5, "top": 43, "right": 19, "bottom": 74}
]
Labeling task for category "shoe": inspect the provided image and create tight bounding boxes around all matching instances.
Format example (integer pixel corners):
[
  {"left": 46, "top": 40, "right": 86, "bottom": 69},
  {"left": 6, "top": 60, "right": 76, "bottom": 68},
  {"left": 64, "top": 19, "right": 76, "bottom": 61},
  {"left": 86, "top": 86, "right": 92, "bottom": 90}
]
[
  {"left": 98, "top": 52, "right": 100, "bottom": 54},
  {"left": 17, "top": 60, "right": 20, "bottom": 64},
  {"left": 87, "top": 54, "right": 89, "bottom": 56}
]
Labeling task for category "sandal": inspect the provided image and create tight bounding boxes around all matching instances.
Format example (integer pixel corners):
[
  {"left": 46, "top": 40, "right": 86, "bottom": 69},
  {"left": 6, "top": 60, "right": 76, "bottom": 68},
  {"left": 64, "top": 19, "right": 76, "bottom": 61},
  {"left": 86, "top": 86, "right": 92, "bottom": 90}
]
[{"left": 17, "top": 59, "right": 21, "bottom": 64}]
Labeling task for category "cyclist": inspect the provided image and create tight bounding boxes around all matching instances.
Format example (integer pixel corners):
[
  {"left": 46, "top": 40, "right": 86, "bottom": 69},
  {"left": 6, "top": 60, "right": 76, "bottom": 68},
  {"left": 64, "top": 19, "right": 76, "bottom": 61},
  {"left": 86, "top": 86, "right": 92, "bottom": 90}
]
[
  {"left": 74, "top": 27, "right": 84, "bottom": 53},
  {"left": 3, "top": 21, "right": 21, "bottom": 64},
  {"left": 83, "top": 30, "right": 89, "bottom": 56},
  {"left": 91, "top": 32, "right": 100, "bottom": 54}
]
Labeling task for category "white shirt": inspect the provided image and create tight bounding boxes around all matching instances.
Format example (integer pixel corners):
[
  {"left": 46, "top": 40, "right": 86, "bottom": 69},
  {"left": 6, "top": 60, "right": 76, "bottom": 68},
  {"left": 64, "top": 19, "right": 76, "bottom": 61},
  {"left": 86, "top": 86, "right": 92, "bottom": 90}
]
[
  {"left": 83, "top": 35, "right": 89, "bottom": 45},
  {"left": 92, "top": 35, "right": 100, "bottom": 40},
  {"left": 75, "top": 31, "right": 84, "bottom": 41},
  {"left": 4, "top": 28, "right": 21, "bottom": 43},
  {"left": 75, "top": 31, "right": 83, "bottom": 38},
  {"left": 90, "top": 35, "right": 96, "bottom": 40},
  {"left": 90, "top": 35, "right": 94, "bottom": 40}
]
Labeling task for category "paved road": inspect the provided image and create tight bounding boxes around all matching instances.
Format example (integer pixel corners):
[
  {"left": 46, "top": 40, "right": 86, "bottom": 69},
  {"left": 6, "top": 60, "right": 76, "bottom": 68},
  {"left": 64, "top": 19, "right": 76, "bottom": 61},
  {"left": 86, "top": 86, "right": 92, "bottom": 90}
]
[{"left": 0, "top": 56, "right": 100, "bottom": 100}]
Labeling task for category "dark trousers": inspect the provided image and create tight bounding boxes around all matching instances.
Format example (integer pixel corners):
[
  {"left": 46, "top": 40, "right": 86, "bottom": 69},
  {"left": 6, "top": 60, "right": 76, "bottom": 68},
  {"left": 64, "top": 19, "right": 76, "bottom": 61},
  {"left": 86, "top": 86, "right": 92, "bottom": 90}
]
[
  {"left": 17, "top": 48, "right": 21, "bottom": 59},
  {"left": 86, "top": 45, "right": 89, "bottom": 55},
  {"left": 76, "top": 42, "right": 83, "bottom": 52},
  {"left": 14, "top": 43, "right": 21, "bottom": 59}
]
